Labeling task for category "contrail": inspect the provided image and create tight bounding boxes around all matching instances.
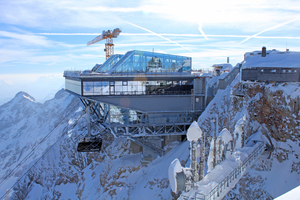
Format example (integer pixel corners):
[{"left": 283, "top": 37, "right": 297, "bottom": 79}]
[
  {"left": 198, "top": 22, "right": 208, "bottom": 40},
  {"left": 124, "top": 21, "right": 193, "bottom": 52},
  {"left": 36, "top": 32, "right": 300, "bottom": 39},
  {"left": 238, "top": 17, "right": 300, "bottom": 45}
]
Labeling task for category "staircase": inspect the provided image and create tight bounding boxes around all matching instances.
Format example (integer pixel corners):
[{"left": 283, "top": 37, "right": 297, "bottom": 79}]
[{"left": 180, "top": 142, "right": 266, "bottom": 200}]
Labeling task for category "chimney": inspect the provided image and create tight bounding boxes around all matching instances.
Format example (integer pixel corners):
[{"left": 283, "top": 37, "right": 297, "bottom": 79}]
[
  {"left": 227, "top": 57, "right": 229, "bottom": 63},
  {"left": 262, "top": 46, "right": 266, "bottom": 57}
]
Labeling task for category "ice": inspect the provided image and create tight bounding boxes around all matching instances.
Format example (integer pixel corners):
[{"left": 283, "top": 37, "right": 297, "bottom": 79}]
[
  {"left": 219, "top": 128, "right": 232, "bottom": 144},
  {"left": 207, "top": 138, "right": 215, "bottom": 173},
  {"left": 275, "top": 185, "right": 300, "bottom": 200},
  {"left": 233, "top": 116, "right": 246, "bottom": 149},
  {"left": 168, "top": 158, "right": 183, "bottom": 193},
  {"left": 187, "top": 121, "right": 202, "bottom": 141}
]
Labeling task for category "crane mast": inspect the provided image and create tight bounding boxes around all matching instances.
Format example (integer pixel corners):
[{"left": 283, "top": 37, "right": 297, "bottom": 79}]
[{"left": 87, "top": 28, "right": 121, "bottom": 60}]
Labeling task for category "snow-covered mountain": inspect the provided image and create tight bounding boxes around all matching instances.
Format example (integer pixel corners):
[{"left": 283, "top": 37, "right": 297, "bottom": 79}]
[
  {"left": 0, "top": 90, "right": 81, "bottom": 198},
  {"left": 1, "top": 74, "right": 299, "bottom": 199},
  {"left": 0, "top": 75, "right": 64, "bottom": 106}
]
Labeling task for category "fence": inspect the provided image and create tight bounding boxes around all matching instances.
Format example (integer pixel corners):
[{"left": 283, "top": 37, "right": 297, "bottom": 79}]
[{"left": 181, "top": 142, "right": 265, "bottom": 200}]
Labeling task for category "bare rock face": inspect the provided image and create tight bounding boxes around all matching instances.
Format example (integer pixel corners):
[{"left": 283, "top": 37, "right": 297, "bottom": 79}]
[
  {"left": 197, "top": 81, "right": 300, "bottom": 199},
  {"left": 223, "top": 82, "right": 300, "bottom": 199},
  {"left": 244, "top": 83, "right": 300, "bottom": 142}
]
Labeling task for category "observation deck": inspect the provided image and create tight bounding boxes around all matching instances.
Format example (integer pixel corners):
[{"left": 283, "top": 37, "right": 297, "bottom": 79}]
[{"left": 64, "top": 50, "right": 211, "bottom": 138}]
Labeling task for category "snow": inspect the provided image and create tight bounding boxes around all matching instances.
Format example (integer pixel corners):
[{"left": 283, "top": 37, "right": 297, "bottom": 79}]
[
  {"left": 55, "top": 183, "right": 78, "bottom": 200},
  {"left": 168, "top": 158, "right": 183, "bottom": 193},
  {"left": 183, "top": 143, "right": 261, "bottom": 198},
  {"left": 212, "top": 63, "right": 233, "bottom": 71},
  {"left": 0, "top": 89, "right": 82, "bottom": 198},
  {"left": 25, "top": 184, "right": 44, "bottom": 199},
  {"left": 187, "top": 121, "right": 202, "bottom": 141},
  {"left": 275, "top": 184, "right": 300, "bottom": 200},
  {"left": 233, "top": 116, "right": 246, "bottom": 149},
  {"left": 219, "top": 128, "right": 232, "bottom": 144},
  {"left": 242, "top": 50, "right": 300, "bottom": 68},
  {"left": 207, "top": 76, "right": 220, "bottom": 86},
  {"left": 207, "top": 138, "right": 215, "bottom": 173},
  {"left": 1, "top": 54, "right": 300, "bottom": 200}
]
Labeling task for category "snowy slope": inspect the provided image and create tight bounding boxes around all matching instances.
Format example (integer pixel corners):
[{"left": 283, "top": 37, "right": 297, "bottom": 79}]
[
  {"left": 0, "top": 90, "right": 81, "bottom": 198},
  {"left": 196, "top": 73, "right": 300, "bottom": 199},
  {"left": 1, "top": 89, "right": 191, "bottom": 200},
  {"left": 1, "top": 74, "right": 300, "bottom": 200},
  {"left": 3, "top": 116, "right": 190, "bottom": 200}
]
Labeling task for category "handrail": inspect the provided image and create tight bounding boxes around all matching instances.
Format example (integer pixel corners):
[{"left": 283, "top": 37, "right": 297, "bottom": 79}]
[{"left": 180, "top": 142, "right": 265, "bottom": 200}]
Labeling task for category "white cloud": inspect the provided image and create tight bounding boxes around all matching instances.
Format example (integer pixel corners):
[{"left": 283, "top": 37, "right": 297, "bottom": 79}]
[{"left": 0, "top": 31, "right": 52, "bottom": 47}]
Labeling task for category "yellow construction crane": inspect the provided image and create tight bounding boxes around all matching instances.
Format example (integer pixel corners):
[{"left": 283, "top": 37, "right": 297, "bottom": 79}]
[{"left": 87, "top": 28, "right": 121, "bottom": 60}]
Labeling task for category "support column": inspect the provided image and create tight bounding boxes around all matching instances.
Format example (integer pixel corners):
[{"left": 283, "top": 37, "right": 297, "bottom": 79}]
[{"left": 86, "top": 105, "right": 91, "bottom": 137}]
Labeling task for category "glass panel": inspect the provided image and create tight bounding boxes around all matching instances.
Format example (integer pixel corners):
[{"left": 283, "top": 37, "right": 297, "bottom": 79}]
[
  {"left": 98, "top": 54, "right": 123, "bottom": 73},
  {"left": 164, "top": 54, "right": 170, "bottom": 62},
  {"left": 94, "top": 81, "right": 102, "bottom": 95},
  {"left": 122, "top": 85, "right": 128, "bottom": 94},
  {"left": 110, "top": 86, "right": 115, "bottom": 95},
  {"left": 102, "top": 81, "right": 109, "bottom": 95},
  {"left": 115, "top": 81, "right": 122, "bottom": 94},
  {"left": 83, "top": 82, "right": 93, "bottom": 95},
  {"left": 164, "top": 62, "right": 170, "bottom": 70},
  {"left": 146, "top": 56, "right": 163, "bottom": 72},
  {"left": 107, "top": 51, "right": 192, "bottom": 73},
  {"left": 134, "top": 54, "right": 141, "bottom": 63}
]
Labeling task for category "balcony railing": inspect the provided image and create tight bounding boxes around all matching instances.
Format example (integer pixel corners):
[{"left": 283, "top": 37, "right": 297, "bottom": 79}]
[{"left": 180, "top": 142, "right": 266, "bottom": 200}]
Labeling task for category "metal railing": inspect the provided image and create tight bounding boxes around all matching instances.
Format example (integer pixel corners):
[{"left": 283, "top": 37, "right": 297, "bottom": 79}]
[
  {"left": 181, "top": 142, "right": 265, "bottom": 200},
  {"left": 64, "top": 70, "right": 199, "bottom": 78}
]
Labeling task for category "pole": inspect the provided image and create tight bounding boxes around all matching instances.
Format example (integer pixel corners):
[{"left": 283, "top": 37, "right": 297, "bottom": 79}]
[{"left": 86, "top": 105, "right": 91, "bottom": 137}]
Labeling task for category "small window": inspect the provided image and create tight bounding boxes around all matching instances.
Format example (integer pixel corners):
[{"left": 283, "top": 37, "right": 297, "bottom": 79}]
[
  {"left": 288, "top": 70, "right": 292, "bottom": 73},
  {"left": 270, "top": 69, "right": 276, "bottom": 73},
  {"left": 260, "top": 69, "right": 264, "bottom": 72},
  {"left": 122, "top": 81, "right": 128, "bottom": 86},
  {"left": 110, "top": 81, "right": 114, "bottom": 86},
  {"left": 282, "top": 70, "right": 286, "bottom": 73},
  {"left": 294, "top": 70, "right": 297, "bottom": 73}
]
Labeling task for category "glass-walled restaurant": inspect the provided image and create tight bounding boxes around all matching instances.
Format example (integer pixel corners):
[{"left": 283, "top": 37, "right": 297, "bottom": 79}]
[
  {"left": 94, "top": 50, "right": 192, "bottom": 74},
  {"left": 64, "top": 50, "right": 194, "bottom": 96},
  {"left": 82, "top": 80, "right": 193, "bottom": 96}
]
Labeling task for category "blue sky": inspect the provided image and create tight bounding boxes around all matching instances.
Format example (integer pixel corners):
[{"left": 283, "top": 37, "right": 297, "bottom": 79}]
[{"left": 0, "top": 0, "right": 300, "bottom": 102}]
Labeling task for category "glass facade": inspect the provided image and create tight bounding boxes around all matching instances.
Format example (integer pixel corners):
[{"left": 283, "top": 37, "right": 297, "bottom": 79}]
[
  {"left": 83, "top": 81, "right": 109, "bottom": 95},
  {"left": 82, "top": 80, "right": 193, "bottom": 96},
  {"left": 97, "top": 50, "right": 191, "bottom": 74},
  {"left": 96, "top": 54, "right": 123, "bottom": 73}
]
